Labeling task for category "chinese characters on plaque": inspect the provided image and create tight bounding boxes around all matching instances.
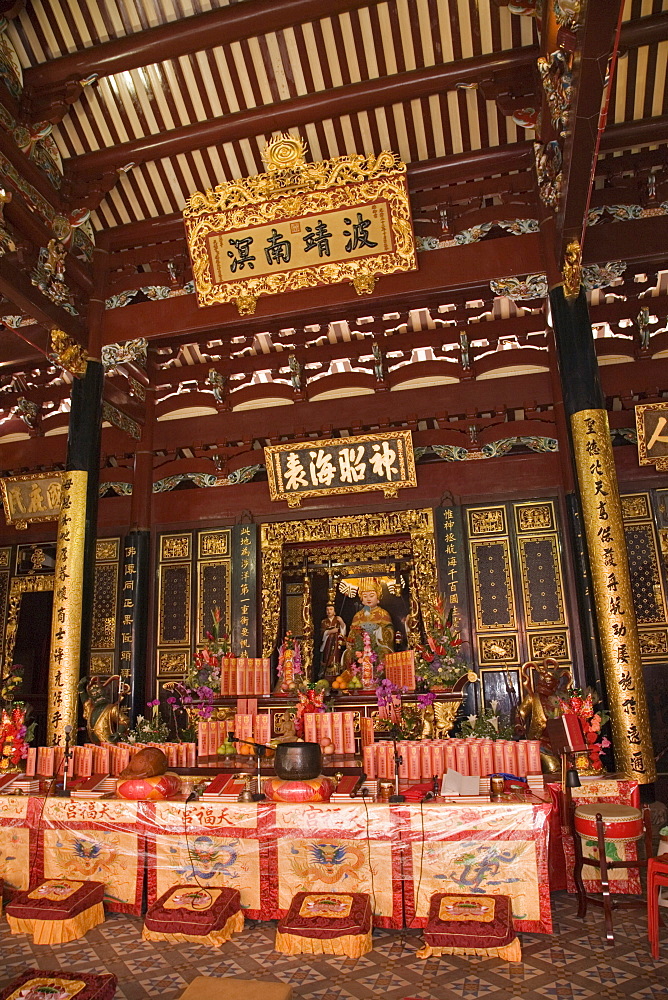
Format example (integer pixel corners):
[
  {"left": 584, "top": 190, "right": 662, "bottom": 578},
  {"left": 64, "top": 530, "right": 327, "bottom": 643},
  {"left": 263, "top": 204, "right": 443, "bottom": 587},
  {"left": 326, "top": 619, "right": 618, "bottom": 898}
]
[
  {"left": 1, "top": 472, "right": 62, "bottom": 529},
  {"left": 635, "top": 400, "right": 668, "bottom": 471},
  {"left": 265, "top": 430, "right": 417, "bottom": 507},
  {"left": 184, "top": 135, "right": 417, "bottom": 313},
  {"left": 208, "top": 205, "right": 392, "bottom": 284}
]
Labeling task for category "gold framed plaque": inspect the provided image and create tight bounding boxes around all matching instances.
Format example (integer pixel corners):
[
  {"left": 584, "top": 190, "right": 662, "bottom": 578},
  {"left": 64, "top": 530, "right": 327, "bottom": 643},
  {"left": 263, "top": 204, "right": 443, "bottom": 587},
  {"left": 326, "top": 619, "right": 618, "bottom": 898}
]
[
  {"left": 264, "top": 429, "right": 416, "bottom": 507},
  {"left": 636, "top": 401, "right": 668, "bottom": 471},
  {"left": 183, "top": 135, "right": 417, "bottom": 314},
  {"left": 1, "top": 472, "right": 63, "bottom": 529}
]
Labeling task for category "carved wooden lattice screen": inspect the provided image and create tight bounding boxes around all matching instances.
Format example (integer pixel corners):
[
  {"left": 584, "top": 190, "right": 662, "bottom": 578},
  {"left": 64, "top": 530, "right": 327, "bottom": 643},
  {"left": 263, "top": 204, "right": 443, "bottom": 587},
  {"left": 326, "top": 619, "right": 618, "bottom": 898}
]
[
  {"left": 620, "top": 492, "right": 668, "bottom": 659},
  {"left": 464, "top": 500, "right": 572, "bottom": 714},
  {"left": 90, "top": 537, "right": 121, "bottom": 676},
  {"left": 155, "top": 528, "right": 232, "bottom": 694}
]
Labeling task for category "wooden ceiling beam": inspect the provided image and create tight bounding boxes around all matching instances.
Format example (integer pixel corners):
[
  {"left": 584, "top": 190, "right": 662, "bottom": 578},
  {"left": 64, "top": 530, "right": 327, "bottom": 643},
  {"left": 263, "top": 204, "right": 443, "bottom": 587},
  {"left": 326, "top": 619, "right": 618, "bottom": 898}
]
[
  {"left": 3, "top": 192, "right": 93, "bottom": 294},
  {"left": 598, "top": 114, "right": 668, "bottom": 153},
  {"left": 23, "top": 0, "right": 389, "bottom": 91},
  {"left": 94, "top": 117, "right": 663, "bottom": 258},
  {"left": 0, "top": 124, "right": 63, "bottom": 212},
  {"left": 0, "top": 255, "right": 85, "bottom": 341},
  {"left": 149, "top": 370, "right": 554, "bottom": 452},
  {"left": 0, "top": 325, "right": 50, "bottom": 369},
  {"left": 151, "top": 314, "right": 547, "bottom": 387},
  {"left": 103, "top": 378, "right": 145, "bottom": 425},
  {"left": 556, "top": 1, "right": 626, "bottom": 255},
  {"left": 66, "top": 48, "right": 539, "bottom": 179},
  {"left": 97, "top": 143, "right": 536, "bottom": 254},
  {"left": 583, "top": 215, "right": 668, "bottom": 266},
  {"left": 617, "top": 12, "right": 668, "bottom": 50},
  {"left": 100, "top": 232, "right": 543, "bottom": 345}
]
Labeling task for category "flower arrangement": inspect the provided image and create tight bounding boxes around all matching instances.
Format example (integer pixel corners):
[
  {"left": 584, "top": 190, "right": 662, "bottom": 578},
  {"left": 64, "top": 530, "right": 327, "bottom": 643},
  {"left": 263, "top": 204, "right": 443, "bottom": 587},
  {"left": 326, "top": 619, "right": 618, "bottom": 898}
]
[
  {"left": 0, "top": 666, "right": 35, "bottom": 770},
  {"left": 181, "top": 607, "right": 231, "bottom": 718},
  {"left": 375, "top": 679, "right": 427, "bottom": 737},
  {"left": 295, "top": 685, "right": 326, "bottom": 738},
  {"left": 416, "top": 598, "right": 469, "bottom": 691},
  {"left": 559, "top": 687, "right": 610, "bottom": 770},
  {"left": 458, "top": 700, "right": 513, "bottom": 740}
]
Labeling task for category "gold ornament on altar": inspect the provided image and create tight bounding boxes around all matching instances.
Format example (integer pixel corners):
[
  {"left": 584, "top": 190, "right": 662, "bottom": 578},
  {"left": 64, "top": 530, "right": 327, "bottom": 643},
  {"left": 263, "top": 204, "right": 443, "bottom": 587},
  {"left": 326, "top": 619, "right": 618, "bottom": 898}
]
[
  {"left": 183, "top": 135, "right": 417, "bottom": 315},
  {"left": 260, "top": 508, "right": 439, "bottom": 658}
]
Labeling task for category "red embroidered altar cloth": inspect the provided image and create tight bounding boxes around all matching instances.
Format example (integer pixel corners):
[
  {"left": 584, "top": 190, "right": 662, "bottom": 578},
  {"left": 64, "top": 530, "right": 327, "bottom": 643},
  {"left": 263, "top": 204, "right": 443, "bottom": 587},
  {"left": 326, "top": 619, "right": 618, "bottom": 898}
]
[{"left": 0, "top": 795, "right": 552, "bottom": 932}]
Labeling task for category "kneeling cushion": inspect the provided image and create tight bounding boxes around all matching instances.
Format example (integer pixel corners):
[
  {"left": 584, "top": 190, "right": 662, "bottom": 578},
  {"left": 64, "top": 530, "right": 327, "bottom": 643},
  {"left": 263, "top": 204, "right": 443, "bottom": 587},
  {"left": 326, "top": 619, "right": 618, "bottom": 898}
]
[
  {"left": 6, "top": 880, "right": 105, "bottom": 945},
  {"left": 143, "top": 885, "right": 243, "bottom": 946},
  {"left": 276, "top": 891, "right": 372, "bottom": 958},
  {"left": 417, "top": 892, "right": 521, "bottom": 962}
]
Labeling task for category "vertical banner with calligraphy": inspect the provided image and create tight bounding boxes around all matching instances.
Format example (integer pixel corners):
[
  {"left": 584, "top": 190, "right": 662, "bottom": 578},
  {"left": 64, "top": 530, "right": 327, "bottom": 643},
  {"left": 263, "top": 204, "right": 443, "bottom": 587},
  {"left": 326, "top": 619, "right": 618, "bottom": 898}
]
[
  {"left": 232, "top": 524, "right": 258, "bottom": 658},
  {"left": 571, "top": 409, "right": 656, "bottom": 782},
  {"left": 436, "top": 504, "right": 474, "bottom": 711},
  {"left": 47, "top": 359, "right": 103, "bottom": 746},
  {"left": 120, "top": 531, "right": 150, "bottom": 720},
  {"left": 48, "top": 471, "right": 88, "bottom": 744}
]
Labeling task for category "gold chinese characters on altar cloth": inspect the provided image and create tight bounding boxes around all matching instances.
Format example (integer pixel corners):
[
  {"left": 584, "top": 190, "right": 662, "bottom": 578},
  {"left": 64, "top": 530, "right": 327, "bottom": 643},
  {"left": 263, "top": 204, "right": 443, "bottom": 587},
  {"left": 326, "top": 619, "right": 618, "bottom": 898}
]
[
  {"left": 183, "top": 134, "right": 417, "bottom": 314},
  {"left": 265, "top": 430, "right": 416, "bottom": 507}
]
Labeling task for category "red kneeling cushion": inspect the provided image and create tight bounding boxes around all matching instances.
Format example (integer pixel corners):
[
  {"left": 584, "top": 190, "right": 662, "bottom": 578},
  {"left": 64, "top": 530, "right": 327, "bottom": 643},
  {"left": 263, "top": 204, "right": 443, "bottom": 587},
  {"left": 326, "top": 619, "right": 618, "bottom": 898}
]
[
  {"left": 144, "top": 884, "right": 241, "bottom": 936},
  {"left": 424, "top": 893, "right": 516, "bottom": 950},
  {"left": 0, "top": 970, "right": 116, "bottom": 1000},
  {"left": 7, "top": 880, "right": 105, "bottom": 922},
  {"left": 278, "top": 892, "right": 371, "bottom": 940}
]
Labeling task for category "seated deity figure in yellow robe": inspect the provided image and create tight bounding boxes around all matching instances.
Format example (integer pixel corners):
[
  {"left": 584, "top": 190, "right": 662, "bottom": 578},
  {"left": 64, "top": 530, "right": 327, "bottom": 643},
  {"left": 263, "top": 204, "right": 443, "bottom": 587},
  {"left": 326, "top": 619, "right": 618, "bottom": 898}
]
[{"left": 342, "top": 579, "right": 395, "bottom": 668}]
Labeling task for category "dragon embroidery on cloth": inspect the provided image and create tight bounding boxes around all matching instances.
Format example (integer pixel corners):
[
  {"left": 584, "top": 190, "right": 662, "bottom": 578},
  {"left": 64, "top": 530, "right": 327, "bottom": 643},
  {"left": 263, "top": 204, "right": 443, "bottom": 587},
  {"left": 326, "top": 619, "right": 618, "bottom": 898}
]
[
  {"left": 289, "top": 840, "right": 369, "bottom": 890},
  {"left": 427, "top": 841, "right": 527, "bottom": 895},
  {"left": 53, "top": 834, "right": 120, "bottom": 880},
  {"left": 170, "top": 835, "right": 248, "bottom": 883}
]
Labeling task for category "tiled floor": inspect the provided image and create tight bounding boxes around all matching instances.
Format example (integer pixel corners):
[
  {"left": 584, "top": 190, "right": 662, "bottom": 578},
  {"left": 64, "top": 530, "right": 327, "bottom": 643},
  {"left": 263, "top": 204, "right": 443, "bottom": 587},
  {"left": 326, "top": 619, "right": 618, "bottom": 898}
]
[{"left": 2, "top": 893, "right": 668, "bottom": 1000}]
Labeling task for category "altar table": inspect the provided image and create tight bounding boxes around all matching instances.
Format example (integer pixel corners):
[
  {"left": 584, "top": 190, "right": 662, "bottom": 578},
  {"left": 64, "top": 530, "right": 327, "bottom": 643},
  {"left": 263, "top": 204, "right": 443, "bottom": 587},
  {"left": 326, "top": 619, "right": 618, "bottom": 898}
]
[{"left": 0, "top": 794, "right": 552, "bottom": 933}]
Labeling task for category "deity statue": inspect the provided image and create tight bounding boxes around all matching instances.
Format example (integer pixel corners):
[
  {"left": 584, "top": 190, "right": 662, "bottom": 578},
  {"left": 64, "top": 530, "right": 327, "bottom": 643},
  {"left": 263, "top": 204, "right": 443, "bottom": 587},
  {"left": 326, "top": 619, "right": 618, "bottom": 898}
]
[
  {"left": 342, "top": 579, "right": 395, "bottom": 668},
  {"left": 516, "top": 657, "right": 572, "bottom": 772},
  {"left": 78, "top": 674, "right": 130, "bottom": 745},
  {"left": 319, "top": 603, "right": 346, "bottom": 679}
]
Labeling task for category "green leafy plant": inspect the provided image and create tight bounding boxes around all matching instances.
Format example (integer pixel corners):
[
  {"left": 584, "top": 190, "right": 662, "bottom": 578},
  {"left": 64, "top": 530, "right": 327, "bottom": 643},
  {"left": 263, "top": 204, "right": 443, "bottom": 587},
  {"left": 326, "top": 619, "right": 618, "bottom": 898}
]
[{"left": 458, "top": 700, "right": 513, "bottom": 740}]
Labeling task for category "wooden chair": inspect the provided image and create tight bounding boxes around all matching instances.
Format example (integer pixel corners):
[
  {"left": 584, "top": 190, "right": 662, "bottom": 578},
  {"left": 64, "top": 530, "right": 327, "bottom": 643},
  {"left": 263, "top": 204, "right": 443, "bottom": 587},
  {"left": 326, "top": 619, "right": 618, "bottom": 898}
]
[{"left": 573, "top": 803, "right": 652, "bottom": 945}]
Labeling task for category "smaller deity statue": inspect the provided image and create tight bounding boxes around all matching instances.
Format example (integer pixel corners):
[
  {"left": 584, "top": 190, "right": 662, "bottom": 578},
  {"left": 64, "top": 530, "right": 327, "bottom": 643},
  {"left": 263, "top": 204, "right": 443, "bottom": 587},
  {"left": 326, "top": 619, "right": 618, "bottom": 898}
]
[
  {"left": 78, "top": 674, "right": 130, "bottom": 745},
  {"left": 274, "top": 631, "right": 304, "bottom": 694},
  {"left": 516, "top": 657, "right": 572, "bottom": 773},
  {"left": 356, "top": 631, "right": 377, "bottom": 691},
  {"left": 319, "top": 603, "right": 346, "bottom": 680}
]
